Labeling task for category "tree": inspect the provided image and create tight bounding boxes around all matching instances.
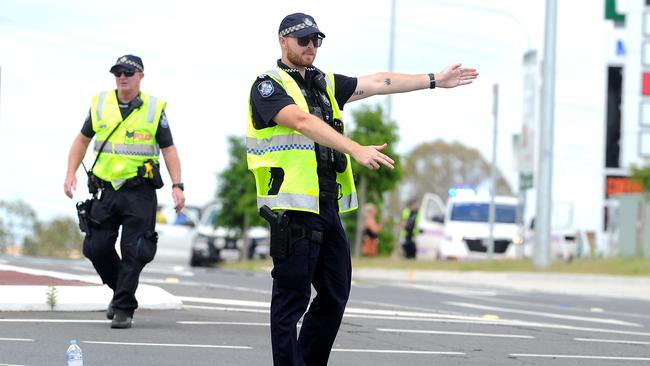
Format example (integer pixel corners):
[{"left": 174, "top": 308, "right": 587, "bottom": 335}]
[
  {"left": 23, "top": 217, "right": 83, "bottom": 258},
  {"left": 215, "top": 136, "right": 263, "bottom": 230},
  {"left": 631, "top": 161, "right": 650, "bottom": 195},
  {"left": 401, "top": 139, "right": 513, "bottom": 202},
  {"left": 0, "top": 200, "right": 39, "bottom": 253},
  {"left": 345, "top": 104, "right": 403, "bottom": 256}
]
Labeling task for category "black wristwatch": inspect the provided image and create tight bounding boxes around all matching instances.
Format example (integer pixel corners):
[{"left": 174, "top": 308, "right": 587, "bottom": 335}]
[
  {"left": 172, "top": 182, "right": 185, "bottom": 191},
  {"left": 428, "top": 73, "right": 436, "bottom": 89}
]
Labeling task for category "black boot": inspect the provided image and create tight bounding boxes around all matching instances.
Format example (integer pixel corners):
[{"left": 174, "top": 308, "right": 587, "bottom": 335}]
[
  {"left": 106, "top": 301, "right": 115, "bottom": 320},
  {"left": 110, "top": 310, "right": 133, "bottom": 329}
]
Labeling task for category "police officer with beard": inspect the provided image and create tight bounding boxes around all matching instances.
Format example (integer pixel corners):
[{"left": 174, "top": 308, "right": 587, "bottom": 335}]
[{"left": 247, "top": 13, "right": 478, "bottom": 365}]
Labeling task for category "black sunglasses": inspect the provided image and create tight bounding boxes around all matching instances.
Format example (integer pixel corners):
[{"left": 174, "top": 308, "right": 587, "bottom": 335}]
[
  {"left": 111, "top": 69, "right": 136, "bottom": 77},
  {"left": 292, "top": 35, "right": 323, "bottom": 48}
]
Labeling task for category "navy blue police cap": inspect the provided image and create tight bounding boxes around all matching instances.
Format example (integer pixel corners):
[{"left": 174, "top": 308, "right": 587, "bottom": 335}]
[
  {"left": 109, "top": 55, "right": 144, "bottom": 73},
  {"left": 278, "top": 13, "right": 326, "bottom": 38}
]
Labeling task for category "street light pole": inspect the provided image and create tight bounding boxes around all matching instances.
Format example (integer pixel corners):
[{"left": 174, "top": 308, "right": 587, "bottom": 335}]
[
  {"left": 386, "top": 0, "right": 396, "bottom": 119},
  {"left": 487, "top": 84, "right": 499, "bottom": 259},
  {"left": 534, "top": 0, "right": 558, "bottom": 268}
]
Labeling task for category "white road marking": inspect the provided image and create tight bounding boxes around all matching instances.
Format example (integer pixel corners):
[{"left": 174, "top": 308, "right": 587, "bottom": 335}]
[
  {"left": 396, "top": 283, "right": 499, "bottom": 297},
  {"left": 0, "top": 319, "right": 106, "bottom": 323},
  {"left": 0, "top": 264, "right": 101, "bottom": 284},
  {"left": 575, "top": 337, "right": 650, "bottom": 345},
  {"left": 0, "top": 363, "right": 28, "bottom": 366},
  {"left": 509, "top": 353, "right": 650, "bottom": 361},
  {"left": 178, "top": 321, "right": 269, "bottom": 326},
  {"left": 184, "top": 304, "right": 270, "bottom": 314},
  {"left": 180, "top": 296, "right": 268, "bottom": 308},
  {"left": 332, "top": 348, "right": 464, "bottom": 355},
  {"left": 377, "top": 328, "right": 534, "bottom": 339},
  {"left": 182, "top": 296, "right": 501, "bottom": 322},
  {"left": 445, "top": 301, "right": 642, "bottom": 327},
  {"left": 82, "top": 340, "right": 252, "bottom": 349},
  {"left": 0, "top": 338, "right": 34, "bottom": 342},
  {"left": 142, "top": 279, "right": 271, "bottom": 294},
  {"left": 184, "top": 307, "right": 650, "bottom": 339}
]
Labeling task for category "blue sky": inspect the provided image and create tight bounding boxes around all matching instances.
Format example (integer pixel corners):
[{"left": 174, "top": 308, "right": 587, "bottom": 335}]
[{"left": 3, "top": 0, "right": 605, "bottom": 229}]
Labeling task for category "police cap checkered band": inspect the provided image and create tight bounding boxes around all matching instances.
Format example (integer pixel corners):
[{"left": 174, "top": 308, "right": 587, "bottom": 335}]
[
  {"left": 278, "top": 13, "right": 326, "bottom": 38},
  {"left": 109, "top": 54, "right": 144, "bottom": 73}
]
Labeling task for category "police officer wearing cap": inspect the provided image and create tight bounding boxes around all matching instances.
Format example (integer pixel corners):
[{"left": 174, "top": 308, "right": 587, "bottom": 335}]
[
  {"left": 64, "top": 55, "right": 185, "bottom": 329},
  {"left": 247, "top": 13, "right": 478, "bottom": 365}
]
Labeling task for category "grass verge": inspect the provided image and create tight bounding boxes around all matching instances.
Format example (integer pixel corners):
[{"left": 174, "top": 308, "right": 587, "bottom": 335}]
[{"left": 223, "top": 257, "right": 650, "bottom": 276}]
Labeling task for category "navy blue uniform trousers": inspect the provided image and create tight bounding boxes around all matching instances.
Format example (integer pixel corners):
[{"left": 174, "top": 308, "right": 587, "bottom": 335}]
[
  {"left": 270, "top": 200, "right": 352, "bottom": 366},
  {"left": 82, "top": 184, "right": 158, "bottom": 315}
]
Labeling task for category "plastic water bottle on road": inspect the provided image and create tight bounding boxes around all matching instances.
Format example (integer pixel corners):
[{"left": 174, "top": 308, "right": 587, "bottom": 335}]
[{"left": 66, "top": 339, "right": 83, "bottom": 366}]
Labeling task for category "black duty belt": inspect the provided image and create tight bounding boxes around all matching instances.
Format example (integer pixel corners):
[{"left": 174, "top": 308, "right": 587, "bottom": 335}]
[{"left": 291, "top": 225, "right": 323, "bottom": 244}]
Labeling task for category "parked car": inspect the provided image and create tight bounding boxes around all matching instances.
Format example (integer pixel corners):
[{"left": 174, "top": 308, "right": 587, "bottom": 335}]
[
  {"left": 154, "top": 204, "right": 200, "bottom": 265},
  {"left": 190, "top": 204, "right": 270, "bottom": 267},
  {"left": 416, "top": 192, "right": 523, "bottom": 260},
  {"left": 523, "top": 217, "right": 579, "bottom": 260}
]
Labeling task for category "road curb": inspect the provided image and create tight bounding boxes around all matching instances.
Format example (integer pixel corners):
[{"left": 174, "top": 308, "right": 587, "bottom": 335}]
[
  {"left": 0, "top": 264, "right": 183, "bottom": 312},
  {"left": 353, "top": 268, "right": 650, "bottom": 301}
]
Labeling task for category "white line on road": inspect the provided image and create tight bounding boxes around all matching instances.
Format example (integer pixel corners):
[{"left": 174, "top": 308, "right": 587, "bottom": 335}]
[
  {"left": 574, "top": 337, "right": 650, "bottom": 345},
  {"left": 143, "top": 279, "right": 271, "bottom": 295},
  {"left": 182, "top": 296, "right": 501, "bottom": 322},
  {"left": 182, "top": 307, "right": 650, "bottom": 340},
  {"left": 184, "top": 304, "right": 270, "bottom": 314},
  {"left": 509, "top": 353, "right": 650, "bottom": 361},
  {"left": 0, "top": 319, "right": 106, "bottom": 323},
  {"left": 445, "top": 301, "right": 642, "bottom": 327},
  {"left": 178, "top": 321, "right": 269, "bottom": 326},
  {"left": 332, "top": 348, "right": 464, "bottom": 355},
  {"left": 180, "top": 296, "right": 268, "bottom": 308},
  {"left": 0, "top": 338, "right": 34, "bottom": 342},
  {"left": 82, "top": 341, "right": 252, "bottom": 349},
  {"left": 0, "top": 363, "right": 28, "bottom": 366},
  {"left": 377, "top": 328, "right": 534, "bottom": 339},
  {"left": 395, "top": 283, "right": 499, "bottom": 297}
]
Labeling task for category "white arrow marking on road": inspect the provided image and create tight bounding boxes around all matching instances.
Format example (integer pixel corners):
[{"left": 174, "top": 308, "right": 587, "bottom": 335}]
[
  {"left": 445, "top": 301, "right": 642, "bottom": 327},
  {"left": 83, "top": 341, "right": 252, "bottom": 349},
  {"left": 377, "top": 328, "right": 534, "bottom": 339},
  {"left": 574, "top": 337, "right": 650, "bottom": 345},
  {"left": 509, "top": 354, "right": 650, "bottom": 361}
]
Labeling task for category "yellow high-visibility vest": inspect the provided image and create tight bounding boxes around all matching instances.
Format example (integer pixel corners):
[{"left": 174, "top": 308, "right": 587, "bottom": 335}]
[
  {"left": 90, "top": 91, "right": 165, "bottom": 189},
  {"left": 246, "top": 68, "right": 357, "bottom": 214}
]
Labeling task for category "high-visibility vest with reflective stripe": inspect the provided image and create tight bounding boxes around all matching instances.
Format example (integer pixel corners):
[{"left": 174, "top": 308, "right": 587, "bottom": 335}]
[
  {"left": 246, "top": 68, "right": 357, "bottom": 214},
  {"left": 90, "top": 91, "right": 165, "bottom": 190}
]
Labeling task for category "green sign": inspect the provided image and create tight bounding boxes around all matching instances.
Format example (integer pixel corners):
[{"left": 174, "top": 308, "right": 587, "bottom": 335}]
[{"left": 605, "top": 0, "right": 625, "bottom": 22}]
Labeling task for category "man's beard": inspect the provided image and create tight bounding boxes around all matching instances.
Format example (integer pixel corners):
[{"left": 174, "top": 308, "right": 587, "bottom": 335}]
[{"left": 287, "top": 48, "right": 314, "bottom": 67}]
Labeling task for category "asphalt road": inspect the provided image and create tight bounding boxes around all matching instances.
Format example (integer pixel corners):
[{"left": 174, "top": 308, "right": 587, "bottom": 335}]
[{"left": 1, "top": 256, "right": 649, "bottom": 365}]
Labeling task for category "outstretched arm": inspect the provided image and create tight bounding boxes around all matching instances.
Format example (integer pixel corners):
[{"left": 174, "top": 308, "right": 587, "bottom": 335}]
[
  {"left": 274, "top": 105, "right": 395, "bottom": 170},
  {"left": 347, "top": 63, "right": 478, "bottom": 103}
]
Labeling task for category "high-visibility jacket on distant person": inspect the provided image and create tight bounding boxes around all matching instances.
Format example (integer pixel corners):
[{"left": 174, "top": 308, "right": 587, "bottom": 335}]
[
  {"left": 90, "top": 91, "right": 166, "bottom": 190},
  {"left": 246, "top": 68, "right": 357, "bottom": 214}
]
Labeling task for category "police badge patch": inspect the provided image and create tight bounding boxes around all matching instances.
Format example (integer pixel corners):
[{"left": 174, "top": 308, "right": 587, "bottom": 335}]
[
  {"left": 258, "top": 80, "right": 274, "bottom": 97},
  {"left": 160, "top": 112, "right": 169, "bottom": 128}
]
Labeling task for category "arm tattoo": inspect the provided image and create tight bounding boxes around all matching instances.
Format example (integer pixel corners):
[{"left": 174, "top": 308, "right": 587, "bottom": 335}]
[
  {"left": 384, "top": 78, "right": 392, "bottom": 86},
  {"left": 353, "top": 89, "right": 365, "bottom": 96}
]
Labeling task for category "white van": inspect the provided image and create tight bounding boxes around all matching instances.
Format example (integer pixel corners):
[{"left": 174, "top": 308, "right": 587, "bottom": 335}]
[{"left": 415, "top": 193, "right": 523, "bottom": 260}]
